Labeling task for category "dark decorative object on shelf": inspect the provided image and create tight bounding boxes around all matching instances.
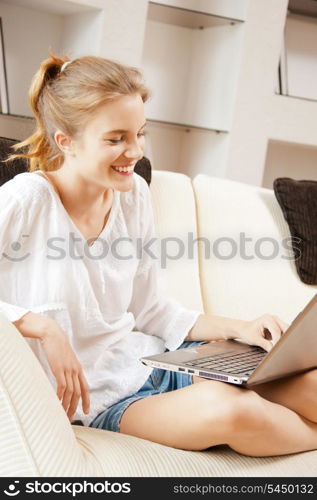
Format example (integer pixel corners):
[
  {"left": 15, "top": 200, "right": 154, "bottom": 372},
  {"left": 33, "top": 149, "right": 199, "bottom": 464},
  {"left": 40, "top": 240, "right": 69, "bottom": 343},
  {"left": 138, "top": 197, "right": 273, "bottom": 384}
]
[
  {"left": 0, "top": 136, "right": 151, "bottom": 186},
  {"left": 273, "top": 177, "right": 317, "bottom": 285}
]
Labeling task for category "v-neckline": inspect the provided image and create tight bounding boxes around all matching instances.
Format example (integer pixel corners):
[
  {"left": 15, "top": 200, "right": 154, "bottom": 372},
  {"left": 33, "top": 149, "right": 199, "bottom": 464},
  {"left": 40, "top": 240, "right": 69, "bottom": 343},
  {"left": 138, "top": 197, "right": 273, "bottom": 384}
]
[{"left": 32, "top": 170, "right": 118, "bottom": 247}]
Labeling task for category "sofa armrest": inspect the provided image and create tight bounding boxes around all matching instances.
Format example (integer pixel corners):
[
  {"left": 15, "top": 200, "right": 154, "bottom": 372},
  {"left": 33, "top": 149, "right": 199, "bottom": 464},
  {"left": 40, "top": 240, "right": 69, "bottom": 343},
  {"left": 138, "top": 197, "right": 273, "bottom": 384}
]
[{"left": 0, "top": 314, "right": 91, "bottom": 476}]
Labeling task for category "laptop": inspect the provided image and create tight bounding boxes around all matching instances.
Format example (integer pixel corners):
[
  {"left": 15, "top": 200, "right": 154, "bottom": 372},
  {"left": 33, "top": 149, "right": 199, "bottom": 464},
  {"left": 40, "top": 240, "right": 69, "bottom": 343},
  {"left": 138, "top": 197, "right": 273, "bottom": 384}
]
[{"left": 140, "top": 293, "right": 317, "bottom": 386}]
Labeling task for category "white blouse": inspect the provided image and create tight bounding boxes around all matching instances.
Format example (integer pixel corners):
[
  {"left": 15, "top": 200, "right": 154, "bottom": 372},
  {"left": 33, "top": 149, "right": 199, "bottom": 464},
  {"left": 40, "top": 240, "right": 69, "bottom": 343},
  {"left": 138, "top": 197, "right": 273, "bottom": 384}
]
[{"left": 0, "top": 170, "right": 202, "bottom": 426}]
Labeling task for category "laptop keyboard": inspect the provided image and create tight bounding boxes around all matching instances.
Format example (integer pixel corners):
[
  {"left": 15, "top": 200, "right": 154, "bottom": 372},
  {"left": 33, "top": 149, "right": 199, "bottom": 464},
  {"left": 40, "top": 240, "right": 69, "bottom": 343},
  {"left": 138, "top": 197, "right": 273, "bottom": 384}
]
[{"left": 183, "top": 346, "right": 267, "bottom": 375}]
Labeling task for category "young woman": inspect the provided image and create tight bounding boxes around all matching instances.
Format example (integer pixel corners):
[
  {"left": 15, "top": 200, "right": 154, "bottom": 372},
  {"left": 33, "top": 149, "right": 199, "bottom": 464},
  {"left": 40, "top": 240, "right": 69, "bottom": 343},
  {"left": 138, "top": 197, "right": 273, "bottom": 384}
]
[{"left": 1, "top": 54, "right": 317, "bottom": 457}]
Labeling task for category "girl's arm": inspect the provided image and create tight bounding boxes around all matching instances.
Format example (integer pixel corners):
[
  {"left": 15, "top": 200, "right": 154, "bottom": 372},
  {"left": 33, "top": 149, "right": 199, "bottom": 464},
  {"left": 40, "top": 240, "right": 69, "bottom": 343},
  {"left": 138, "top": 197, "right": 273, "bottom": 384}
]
[
  {"left": 186, "top": 313, "right": 290, "bottom": 352},
  {"left": 0, "top": 188, "right": 90, "bottom": 420},
  {"left": 13, "top": 311, "right": 90, "bottom": 421}
]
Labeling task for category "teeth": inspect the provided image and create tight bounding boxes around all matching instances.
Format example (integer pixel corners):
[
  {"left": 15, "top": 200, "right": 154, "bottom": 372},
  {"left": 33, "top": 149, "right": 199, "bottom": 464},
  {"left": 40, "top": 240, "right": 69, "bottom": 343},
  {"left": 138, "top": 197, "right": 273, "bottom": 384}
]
[{"left": 113, "top": 165, "right": 134, "bottom": 173}]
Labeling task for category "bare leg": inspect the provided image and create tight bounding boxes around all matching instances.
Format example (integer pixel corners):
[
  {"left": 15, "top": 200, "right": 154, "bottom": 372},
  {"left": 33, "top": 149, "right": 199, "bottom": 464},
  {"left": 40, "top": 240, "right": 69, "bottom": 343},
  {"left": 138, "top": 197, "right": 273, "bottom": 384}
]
[
  {"left": 120, "top": 379, "right": 317, "bottom": 456},
  {"left": 250, "top": 368, "right": 317, "bottom": 423}
]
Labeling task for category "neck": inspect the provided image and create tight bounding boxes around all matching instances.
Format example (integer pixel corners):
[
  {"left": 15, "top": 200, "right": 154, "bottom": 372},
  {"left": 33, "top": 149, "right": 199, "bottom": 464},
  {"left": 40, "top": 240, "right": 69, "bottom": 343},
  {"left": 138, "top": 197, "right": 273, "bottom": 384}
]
[{"left": 44, "top": 167, "right": 113, "bottom": 220}]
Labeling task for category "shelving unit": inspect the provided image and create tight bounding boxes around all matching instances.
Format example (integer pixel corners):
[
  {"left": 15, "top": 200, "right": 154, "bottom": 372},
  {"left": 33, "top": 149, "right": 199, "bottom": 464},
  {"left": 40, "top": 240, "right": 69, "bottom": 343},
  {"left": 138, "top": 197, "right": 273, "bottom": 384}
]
[
  {"left": 0, "top": 0, "right": 104, "bottom": 117},
  {"left": 277, "top": 4, "right": 317, "bottom": 102},
  {"left": 261, "top": 0, "right": 317, "bottom": 188},
  {"left": 141, "top": 0, "right": 246, "bottom": 176},
  {"left": 2, "top": 0, "right": 316, "bottom": 188}
]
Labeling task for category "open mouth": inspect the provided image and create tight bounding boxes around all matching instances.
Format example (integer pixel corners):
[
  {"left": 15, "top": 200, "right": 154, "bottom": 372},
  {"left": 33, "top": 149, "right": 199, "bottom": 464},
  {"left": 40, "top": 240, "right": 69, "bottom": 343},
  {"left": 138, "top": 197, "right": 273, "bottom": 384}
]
[{"left": 111, "top": 165, "right": 134, "bottom": 175}]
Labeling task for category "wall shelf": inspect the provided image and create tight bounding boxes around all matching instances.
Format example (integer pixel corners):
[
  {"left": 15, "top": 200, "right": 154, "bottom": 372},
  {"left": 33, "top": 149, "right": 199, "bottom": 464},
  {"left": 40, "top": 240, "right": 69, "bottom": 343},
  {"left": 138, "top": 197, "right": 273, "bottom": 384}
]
[
  {"left": 0, "top": 0, "right": 104, "bottom": 116},
  {"left": 148, "top": 2, "right": 244, "bottom": 29},
  {"left": 147, "top": 118, "right": 228, "bottom": 133},
  {"left": 277, "top": 8, "right": 317, "bottom": 103},
  {"left": 142, "top": 0, "right": 246, "bottom": 176},
  {"left": 142, "top": 1, "right": 244, "bottom": 132},
  {"left": 6, "top": 0, "right": 102, "bottom": 15}
]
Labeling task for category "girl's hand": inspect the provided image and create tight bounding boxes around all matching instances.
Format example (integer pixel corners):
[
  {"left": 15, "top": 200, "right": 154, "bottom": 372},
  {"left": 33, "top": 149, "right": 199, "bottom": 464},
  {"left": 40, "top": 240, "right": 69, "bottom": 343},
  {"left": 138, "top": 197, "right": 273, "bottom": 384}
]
[
  {"left": 40, "top": 319, "right": 90, "bottom": 421},
  {"left": 235, "top": 314, "right": 290, "bottom": 352}
]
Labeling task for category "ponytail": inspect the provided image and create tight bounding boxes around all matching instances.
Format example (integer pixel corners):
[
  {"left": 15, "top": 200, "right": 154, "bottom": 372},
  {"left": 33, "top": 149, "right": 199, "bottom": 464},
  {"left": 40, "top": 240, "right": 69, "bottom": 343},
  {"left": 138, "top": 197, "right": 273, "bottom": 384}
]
[{"left": 8, "top": 53, "right": 70, "bottom": 171}]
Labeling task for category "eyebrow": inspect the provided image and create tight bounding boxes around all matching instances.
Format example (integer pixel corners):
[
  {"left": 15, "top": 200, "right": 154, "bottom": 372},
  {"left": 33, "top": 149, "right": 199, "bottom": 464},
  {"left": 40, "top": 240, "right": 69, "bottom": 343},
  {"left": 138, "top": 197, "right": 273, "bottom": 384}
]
[{"left": 104, "top": 122, "right": 147, "bottom": 134}]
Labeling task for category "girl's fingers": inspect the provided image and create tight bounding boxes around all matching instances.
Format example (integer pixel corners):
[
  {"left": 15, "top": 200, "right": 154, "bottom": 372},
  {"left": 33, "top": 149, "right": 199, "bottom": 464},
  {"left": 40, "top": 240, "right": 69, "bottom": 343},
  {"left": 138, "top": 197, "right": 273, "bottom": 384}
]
[
  {"left": 256, "top": 336, "right": 274, "bottom": 352},
  {"left": 274, "top": 315, "right": 290, "bottom": 334},
  {"left": 79, "top": 370, "right": 90, "bottom": 415},
  {"left": 62, "top": 371, "right": 74, "bottom": 413},
  {"left": 67, "top": 374, "right": 81, "bottom": 420},
  {"left": 261, "top": 316, "right": 282, "bottom": 346},
  {"left": 56, "top": 372, "right": 67, "bottom": 403}
]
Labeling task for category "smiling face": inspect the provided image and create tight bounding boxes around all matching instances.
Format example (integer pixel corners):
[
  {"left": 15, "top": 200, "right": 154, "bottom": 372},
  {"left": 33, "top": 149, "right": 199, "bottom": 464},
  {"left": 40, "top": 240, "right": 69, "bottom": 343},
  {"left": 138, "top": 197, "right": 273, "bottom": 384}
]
[{"left": 58, "top": 93, "right": 146, "bottom": 193}]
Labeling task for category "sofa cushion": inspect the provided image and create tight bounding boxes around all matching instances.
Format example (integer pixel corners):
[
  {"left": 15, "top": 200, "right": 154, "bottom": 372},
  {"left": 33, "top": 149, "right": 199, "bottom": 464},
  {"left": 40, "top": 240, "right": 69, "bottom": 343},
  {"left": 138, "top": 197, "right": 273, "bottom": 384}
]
[
  {"left": 273, "top": 177, "right": 317, "bottom": 285},
  {"left": 150, "top": 170, "right": 204, "bottom": 312},
  {"left": 193, "top": 174, "right": 316, "bottom": 325},
  {"left": 0, "top": 136, "right": 152, "bottom": 186}
]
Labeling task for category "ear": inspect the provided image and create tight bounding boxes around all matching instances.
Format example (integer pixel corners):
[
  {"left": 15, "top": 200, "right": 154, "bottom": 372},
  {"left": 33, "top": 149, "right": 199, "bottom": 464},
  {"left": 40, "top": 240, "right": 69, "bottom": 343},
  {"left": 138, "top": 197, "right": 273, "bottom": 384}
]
[{"left": 54, "top": 130, "right": 75, "bottom": 156}]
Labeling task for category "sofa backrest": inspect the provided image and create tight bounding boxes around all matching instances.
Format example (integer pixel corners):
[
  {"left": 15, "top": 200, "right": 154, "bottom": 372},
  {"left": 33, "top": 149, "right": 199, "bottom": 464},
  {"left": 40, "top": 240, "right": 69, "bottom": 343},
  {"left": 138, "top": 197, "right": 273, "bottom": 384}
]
[
  {"left": 193, "top": 174, "right": 316, "bottom": 324},
  {"left": 150, "top": 170, "right": 204, "bottom": 312}
]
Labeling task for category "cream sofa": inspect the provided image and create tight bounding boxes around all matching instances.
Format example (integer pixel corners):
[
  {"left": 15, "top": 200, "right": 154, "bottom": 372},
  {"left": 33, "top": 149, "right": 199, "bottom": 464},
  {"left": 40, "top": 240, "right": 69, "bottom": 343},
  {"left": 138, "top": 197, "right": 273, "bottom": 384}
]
[{"left": 0, "top": 170, "right": 316, "bottom": 477}]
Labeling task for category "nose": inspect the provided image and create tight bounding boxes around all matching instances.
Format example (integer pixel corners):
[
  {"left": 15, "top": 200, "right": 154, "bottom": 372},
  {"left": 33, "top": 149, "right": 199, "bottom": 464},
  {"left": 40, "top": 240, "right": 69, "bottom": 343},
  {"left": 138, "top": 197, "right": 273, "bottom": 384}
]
[{"left": 124, "top": 137, "right": 144, "bottom": 162}]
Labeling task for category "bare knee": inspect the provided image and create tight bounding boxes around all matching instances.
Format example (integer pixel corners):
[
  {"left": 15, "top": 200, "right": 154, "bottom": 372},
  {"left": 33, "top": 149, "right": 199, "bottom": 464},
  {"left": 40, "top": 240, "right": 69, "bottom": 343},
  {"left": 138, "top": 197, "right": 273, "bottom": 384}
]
[
  {"left": 231, "top": 390, "right": 270, "bottom": 431},
  {"left": 301, "top": 368, "right": 317, "bottom": 387},
  {"left": 226, "top": 390, "right": 273, "bottom": 454},
  {"left": 297, "top": 369, "right": 317, "bottom": 423},
  {"left": 191, "top": 382, "right": 254, "bottom": 444}
]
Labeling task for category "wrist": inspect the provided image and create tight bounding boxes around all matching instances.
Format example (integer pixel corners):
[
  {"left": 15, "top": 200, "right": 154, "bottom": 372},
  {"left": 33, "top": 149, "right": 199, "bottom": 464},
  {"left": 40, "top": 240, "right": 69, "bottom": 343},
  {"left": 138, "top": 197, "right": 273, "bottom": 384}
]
[
  {"left": 223, "top": 317, "right": 248, "bottom": 341},
  {"left": 187, "top": 314, "right": 248, "bottom": 342},
  {"left": 13, "top": 312, "right": 56, "bottom": 341}
]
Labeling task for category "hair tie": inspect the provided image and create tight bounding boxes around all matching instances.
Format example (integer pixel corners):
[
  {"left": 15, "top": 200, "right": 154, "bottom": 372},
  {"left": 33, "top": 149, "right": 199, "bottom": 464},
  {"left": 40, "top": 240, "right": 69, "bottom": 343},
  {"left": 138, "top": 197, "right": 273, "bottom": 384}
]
[{"left": 61, "top": 61, "right": 72, "bottom": 72}]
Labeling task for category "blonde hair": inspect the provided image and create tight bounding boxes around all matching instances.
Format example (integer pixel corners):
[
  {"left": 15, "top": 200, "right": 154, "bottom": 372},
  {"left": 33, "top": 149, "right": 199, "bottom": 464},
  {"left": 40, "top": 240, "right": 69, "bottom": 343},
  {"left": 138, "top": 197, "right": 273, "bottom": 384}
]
[{"left": 9, "top": 53, "right": 151, "bottom": 172}]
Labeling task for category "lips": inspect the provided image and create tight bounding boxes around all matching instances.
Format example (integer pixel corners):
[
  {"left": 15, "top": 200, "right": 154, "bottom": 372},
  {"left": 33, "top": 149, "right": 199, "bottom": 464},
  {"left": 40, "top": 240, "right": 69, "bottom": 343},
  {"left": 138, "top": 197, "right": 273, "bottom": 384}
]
[
  {"left": 111, "top": 164, "right": 134, "bottom": 175},
  {"left": 111, "top": 164, "right": 135, "bottom": 168}
]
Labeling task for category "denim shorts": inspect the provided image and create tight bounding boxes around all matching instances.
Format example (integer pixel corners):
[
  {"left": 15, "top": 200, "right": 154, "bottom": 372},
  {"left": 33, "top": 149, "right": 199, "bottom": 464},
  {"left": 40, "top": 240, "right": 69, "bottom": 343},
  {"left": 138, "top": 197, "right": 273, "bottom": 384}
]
[{"left": 88, "top": 340, "right": 206, "bottom": 433}]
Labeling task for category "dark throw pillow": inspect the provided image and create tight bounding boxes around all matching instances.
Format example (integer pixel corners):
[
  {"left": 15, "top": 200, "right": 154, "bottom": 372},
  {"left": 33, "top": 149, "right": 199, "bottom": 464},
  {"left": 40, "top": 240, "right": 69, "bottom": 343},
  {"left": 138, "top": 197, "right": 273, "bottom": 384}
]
[
  {"left": 273, "top": 177, "right": 317, "bottom": 285},
  {"left": 0, "top": 136, "right": 152, "bottom": 186}
]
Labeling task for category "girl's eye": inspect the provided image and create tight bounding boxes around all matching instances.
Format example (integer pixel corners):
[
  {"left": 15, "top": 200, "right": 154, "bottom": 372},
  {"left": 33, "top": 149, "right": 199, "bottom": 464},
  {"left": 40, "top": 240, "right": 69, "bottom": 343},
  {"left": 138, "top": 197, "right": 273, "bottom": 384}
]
[{"left": 106, "top": 131, "right": 147, "bottom": 144}]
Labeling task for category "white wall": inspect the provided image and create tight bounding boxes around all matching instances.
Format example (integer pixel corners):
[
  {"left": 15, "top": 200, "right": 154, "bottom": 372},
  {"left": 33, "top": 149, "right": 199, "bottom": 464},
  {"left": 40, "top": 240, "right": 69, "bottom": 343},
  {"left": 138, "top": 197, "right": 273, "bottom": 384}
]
[
  {"left": 145, "top": 122, "right": 185, "bottom": 173},
  {"left": 142, "top": 20, "right": 192, "bottom": 125},
  {"left": 61, "top": 10, "right": 104, "bottom": 58},
  {"left": 99, "top": 0, "right": 148, "bottom": 66},
  {"left": 146, "top": 122, "right": 230, "bottom": 177},
  {"left": 226, "top": 0, "right": 288, "bottom": 186},
  {"left": 183, "top": 22, "right": 244, "bottom": 131},
  {"left": 178, "top": 129, "right": 230, "bottom": 178},
  {"left": 262, "top": 140, "right": 317, "bottom": 188}
]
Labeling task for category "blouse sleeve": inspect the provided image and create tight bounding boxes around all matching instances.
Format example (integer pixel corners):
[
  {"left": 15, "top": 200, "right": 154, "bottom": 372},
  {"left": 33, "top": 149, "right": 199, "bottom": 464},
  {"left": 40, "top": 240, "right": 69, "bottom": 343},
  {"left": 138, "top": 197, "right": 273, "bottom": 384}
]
[
  {"left": 0, "top": 187, "right": 30, "bottom": 322},
  {"left": 127, "top": 177, "right": 203, "bottom": 351}
]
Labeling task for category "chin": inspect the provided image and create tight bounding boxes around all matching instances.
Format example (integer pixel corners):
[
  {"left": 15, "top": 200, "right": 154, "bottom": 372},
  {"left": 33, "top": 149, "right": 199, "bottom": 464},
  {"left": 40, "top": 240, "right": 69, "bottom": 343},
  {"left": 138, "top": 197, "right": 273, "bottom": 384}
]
[{"left": 111, "top": 175, "right": 134, "bottom": 191}]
